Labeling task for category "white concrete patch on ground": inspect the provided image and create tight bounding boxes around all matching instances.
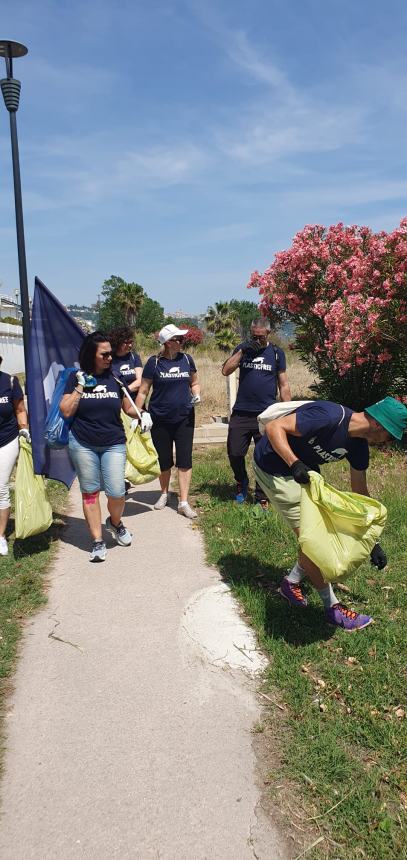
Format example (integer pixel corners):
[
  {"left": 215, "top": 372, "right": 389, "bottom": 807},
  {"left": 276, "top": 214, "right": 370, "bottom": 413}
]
[{"left": 180, "top": 582, "right": 268, "bottom": 676}]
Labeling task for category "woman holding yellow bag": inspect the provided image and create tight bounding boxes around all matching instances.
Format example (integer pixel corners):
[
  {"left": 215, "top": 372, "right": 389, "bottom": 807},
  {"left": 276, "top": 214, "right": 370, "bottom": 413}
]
[
  {"left": 253, "top": 397, "right": 407, "bottom": 631},
  {"left": 60, "top": 332, "right": 140, "bottom": 563},
  {"left": 0, "top": 356, "right": 30, "bottom": 556}
]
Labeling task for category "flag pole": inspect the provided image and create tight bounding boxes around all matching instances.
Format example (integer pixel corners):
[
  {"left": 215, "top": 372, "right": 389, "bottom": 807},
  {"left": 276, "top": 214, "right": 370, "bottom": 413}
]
[{"left": 0, "top": 40, "right": 30, "bottom": 376}]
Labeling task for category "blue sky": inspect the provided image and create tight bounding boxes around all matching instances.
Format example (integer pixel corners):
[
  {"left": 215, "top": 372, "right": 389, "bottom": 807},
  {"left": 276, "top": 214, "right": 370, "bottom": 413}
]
[{"left": 0, "top": 0, "right": 406, "bottom": 314}]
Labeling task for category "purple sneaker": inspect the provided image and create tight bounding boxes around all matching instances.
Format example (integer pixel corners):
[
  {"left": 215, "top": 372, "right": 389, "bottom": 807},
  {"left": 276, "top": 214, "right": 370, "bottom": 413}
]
[
  {"left": 325, "top": 603, "right": 373, "bottom": 631},
  {"left": 278, "top": 578, "right": 308, "bottom": 608}
]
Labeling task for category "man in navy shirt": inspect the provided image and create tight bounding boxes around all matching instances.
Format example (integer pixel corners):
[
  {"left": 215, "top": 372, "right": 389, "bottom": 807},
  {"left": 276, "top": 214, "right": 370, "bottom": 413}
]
[
  {"left": 222, "top": 318, "right": 291, "bottom": 505},
  {"left": 253, "top": 397, "right": 407, "bottom": 630}
]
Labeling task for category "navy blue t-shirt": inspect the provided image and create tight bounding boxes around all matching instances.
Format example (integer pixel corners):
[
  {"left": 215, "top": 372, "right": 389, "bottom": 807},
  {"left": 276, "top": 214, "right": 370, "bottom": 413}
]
[
  {"left": 254, "top": 401, "right": 369, "bottom": 476},
  {"left": 0, "top": 373, "right": 24, "bottom": 448},
  {"left": 233, "top": 343, "right": 286, "bottom": 412},
  {"left": 64, "top": 371, "right": 126, "bottom": 447},
  {"left": 143, "top": 353, "right": 197, "bottom": 423},
  {"left": 111, "top": 351, "right": 142, "bottom": 386}
]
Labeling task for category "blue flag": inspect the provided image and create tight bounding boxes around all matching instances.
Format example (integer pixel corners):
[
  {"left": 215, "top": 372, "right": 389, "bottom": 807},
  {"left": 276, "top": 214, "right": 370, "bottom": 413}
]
[{"left": 27, "top": 277, "right": 84, "bottom": 487}]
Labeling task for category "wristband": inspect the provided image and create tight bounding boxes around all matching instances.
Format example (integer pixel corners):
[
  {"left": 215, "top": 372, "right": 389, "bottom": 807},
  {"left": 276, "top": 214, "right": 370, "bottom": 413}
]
[{"left": 74, "top": 387, "right": 83, "bottom": 395}]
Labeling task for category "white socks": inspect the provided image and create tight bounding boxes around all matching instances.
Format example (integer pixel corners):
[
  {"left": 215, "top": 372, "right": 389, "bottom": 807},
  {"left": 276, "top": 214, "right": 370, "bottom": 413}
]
[
  {"left": 286, "top": 562, "right": 305, "bottom": 584},
  {"left": 286, "top": 563, "right": 338, "bottom": 609},
  {"left": 317, "top": 584, "right": 338, "bottom": 609}
]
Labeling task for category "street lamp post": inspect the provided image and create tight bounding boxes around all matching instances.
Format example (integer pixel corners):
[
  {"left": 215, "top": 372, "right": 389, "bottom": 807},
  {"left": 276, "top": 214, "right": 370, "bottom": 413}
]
[{"left": 0, "top": 39, "right": 30, "bottom": 371}]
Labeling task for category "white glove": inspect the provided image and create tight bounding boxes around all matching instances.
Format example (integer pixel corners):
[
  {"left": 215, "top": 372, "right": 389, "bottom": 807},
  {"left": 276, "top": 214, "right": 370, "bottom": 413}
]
[
  {"left": 19, "top": 428, "right": 31, "bottom": 443},
  {"left": 140, "top": 412, "right": 153, "bottom": 432},
  {"left": 76, "top": 371, "right": 96, "bottom": 388},
  {"left": 190, "top": 394, "right": 201, "bottom": 405},
  {"left": 130, "top": 419, "right": 139, "bottom": 432}
]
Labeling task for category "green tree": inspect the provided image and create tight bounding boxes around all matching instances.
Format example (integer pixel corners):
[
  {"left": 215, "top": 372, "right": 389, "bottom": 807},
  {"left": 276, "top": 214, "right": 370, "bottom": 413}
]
[
  {"left": 136, "top": 295, "right": 165, "bottom": 334},
  {"left": 229, "top": 300, "right": 260, "bottom": 337},
  {"left": 205, "top": 302, "right": 239, "bottom": 351},
  {"left": 97, "top": 275, "right": 144, "bottom": 331}
]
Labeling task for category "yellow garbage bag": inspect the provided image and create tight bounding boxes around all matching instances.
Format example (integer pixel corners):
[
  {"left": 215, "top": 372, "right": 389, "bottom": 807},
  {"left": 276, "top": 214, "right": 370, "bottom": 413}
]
[
  {"left": 121, "top": 412, "right": 160, "bottom": 485},
  {"left": 14, "top": 437, "right": 53, "bottom": 539},
  {"left": 299, "top": 471, "right": 387, "bottom": 583}
]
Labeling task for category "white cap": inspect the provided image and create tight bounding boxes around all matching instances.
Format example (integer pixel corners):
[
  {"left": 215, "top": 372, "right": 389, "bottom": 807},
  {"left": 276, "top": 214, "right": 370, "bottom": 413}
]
[{"left": 158, "top": 323, "right": 189, "bottom": 345}]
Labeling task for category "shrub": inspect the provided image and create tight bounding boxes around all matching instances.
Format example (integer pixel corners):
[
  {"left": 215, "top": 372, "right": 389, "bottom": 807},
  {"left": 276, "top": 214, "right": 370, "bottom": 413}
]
[
  {"left": 183, "top": 326, "right": 204, "bottom": 347},
  {"left": 249, "top": 221, "right": 407, "bottom": 409}
]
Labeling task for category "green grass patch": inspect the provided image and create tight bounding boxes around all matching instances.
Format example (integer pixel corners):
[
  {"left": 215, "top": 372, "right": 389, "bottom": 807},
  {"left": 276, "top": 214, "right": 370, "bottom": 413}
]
[
  {"left": 191, "top": 447, "right": 407, "bottom": 859},
  {"left": 0, "top": 481, "right": 67, "bottom": 714}
]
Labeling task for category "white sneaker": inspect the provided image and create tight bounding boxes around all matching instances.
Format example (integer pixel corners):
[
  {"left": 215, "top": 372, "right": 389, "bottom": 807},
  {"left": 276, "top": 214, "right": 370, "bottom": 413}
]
[
  {"left": 154, "top": 492, "right": 168, "bottom": 510},
  {"left": 89, "top": 540, "right": 107, "bottom": 563},
  {"left": 0, "top": 536, "right": 8, "bottom": 556},
  {"left": 178, "top": 502, "right": 198, "bottom": 519},
  {"left": 105, "top": 517, "right": 132, "bottom": 547}
]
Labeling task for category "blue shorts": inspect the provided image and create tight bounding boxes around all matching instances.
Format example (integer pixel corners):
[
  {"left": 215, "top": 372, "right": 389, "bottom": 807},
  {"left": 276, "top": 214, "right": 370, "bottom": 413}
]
[{"left": 68, "top": 433, "right": 126, "bottom": 498}]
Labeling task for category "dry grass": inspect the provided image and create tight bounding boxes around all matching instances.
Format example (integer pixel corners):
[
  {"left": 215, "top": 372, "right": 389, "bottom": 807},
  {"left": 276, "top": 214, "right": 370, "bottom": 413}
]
[
  {"left": 138, "top": 343, "right": 317, "bottom": 425},
  {"left": 190, "top": 348, "right": 317, "bottom": 424}
]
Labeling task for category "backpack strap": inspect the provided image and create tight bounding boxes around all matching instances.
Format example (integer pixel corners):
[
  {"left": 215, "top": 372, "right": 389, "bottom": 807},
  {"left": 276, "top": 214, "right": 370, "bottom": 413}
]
[{"left": 269, "top": 343, "right": 280, "bottom": 370}]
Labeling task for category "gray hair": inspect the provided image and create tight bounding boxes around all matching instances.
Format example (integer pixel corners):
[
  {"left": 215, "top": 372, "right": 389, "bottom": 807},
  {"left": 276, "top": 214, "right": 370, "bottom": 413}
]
[{"left": 251, "top": 317, "right": 271, "bottom": 330}]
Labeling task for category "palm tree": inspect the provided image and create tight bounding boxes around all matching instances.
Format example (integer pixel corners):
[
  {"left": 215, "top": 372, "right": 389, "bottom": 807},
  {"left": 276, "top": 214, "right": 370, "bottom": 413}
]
[
  {"left": 115, "top": 281, "right": 144, "bottom": 327},
  {"left": 205, "top": 302, "right": 239, "bottom": 351}
]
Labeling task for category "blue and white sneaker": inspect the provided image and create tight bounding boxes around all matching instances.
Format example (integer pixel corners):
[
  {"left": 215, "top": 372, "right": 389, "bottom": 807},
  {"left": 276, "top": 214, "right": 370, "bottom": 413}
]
[
  {"left": 105, "top": 517, "right": 132, "bottom": 547},
  {"left": 235, "top": 479, "right": 249, "bottom": 504},
  {"left": 89, "top": 540, "right": 107, "bottom": 563}
]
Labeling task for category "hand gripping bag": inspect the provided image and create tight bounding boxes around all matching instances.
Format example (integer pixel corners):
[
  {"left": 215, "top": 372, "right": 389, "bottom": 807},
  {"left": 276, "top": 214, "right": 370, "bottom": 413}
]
[
  {"left": 14, "top": 437, "right": 53, "bottom": 539},
  {"left": 44, "top": 367, "right": 76, "bottom": 448},
  {"left": 299, "top": 472, "right": 387, "bottom": 583},
  {"left": 121, "top": 411, "right": 160, "bottom": 485}
]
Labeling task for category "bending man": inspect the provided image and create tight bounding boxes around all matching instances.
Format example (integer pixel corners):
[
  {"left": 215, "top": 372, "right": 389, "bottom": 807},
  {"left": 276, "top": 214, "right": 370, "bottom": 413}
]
[{"left": 253, "top": 397, "right": 407, "bottom": 630}]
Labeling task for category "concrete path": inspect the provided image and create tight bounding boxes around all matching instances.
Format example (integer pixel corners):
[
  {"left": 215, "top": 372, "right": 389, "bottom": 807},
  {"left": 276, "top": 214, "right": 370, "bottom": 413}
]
[{"left": 0, "top": 481, "right": 287, "bottom": 859}]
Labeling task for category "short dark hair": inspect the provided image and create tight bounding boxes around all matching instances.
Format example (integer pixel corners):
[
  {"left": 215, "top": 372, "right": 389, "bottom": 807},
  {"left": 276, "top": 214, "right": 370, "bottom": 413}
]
[
  {"left": 109, "top": 325, "right": 134, "bottom": 353},
  {"left": 79, "top": 331, "right": 110, "bottom": 374}
]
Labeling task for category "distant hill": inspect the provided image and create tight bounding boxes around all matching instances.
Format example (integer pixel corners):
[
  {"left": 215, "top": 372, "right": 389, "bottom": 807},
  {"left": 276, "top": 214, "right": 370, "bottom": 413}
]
[{"left": 67, "top": 304, "right": 99, "bottom": 328}]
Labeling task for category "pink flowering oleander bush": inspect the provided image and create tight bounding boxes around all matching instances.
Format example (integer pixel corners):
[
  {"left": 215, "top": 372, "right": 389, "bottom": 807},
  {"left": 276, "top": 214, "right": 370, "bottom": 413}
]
[{"left": 248, "top": 221, "right": 407, "bottom": 409}]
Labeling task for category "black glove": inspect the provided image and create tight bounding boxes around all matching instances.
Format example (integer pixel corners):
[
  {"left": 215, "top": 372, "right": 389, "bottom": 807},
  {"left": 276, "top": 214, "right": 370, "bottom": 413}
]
[
  {"left": 370, "top": 543, "right": 387, "bottom": 570},
  {"left": 240, "top": 339, "right": 264, "bottom": 356},
  {"left": 290, "top": 460, "right": 311, "bottom": 485}
]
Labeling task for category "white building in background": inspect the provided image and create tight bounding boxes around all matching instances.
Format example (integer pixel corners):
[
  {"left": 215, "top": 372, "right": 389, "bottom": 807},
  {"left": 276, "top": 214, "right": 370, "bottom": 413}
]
[
  {"left": 0, "top": 292, "right": 22, "bottom": 321},
  {"left": 0, "top": 293, "right": 24, "bottom": 373}
]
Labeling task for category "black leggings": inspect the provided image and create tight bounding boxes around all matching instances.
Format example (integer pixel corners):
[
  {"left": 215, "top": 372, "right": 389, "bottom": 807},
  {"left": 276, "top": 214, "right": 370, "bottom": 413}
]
[
  {"left": 151, "top": 413, "right": 195, "bottom": 471},
  {"left": 227, "top": 410, "right": 265, "bottom": 501}
]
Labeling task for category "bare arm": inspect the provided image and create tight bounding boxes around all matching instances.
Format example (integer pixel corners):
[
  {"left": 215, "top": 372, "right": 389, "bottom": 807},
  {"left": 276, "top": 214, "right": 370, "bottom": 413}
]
[
  {"left": 190, "top": 371, "right": 200, "bottom": 397},
  {"left": 135, "top": 378, "right": 152, "bottom": 412},
  {"left": 128, "top": 367, "right": 142, "bottom": 393},
  {"left": 13, "top": 398, "right": 29, "bottom": 430},
  {"left": 277, "top": 370, "right": 292, "bottom": 402},
  {"left": 221, "top": 350, "right": 242, "bottom": 377},
  {"left": 265, "top": 414, "right": 302, "bottom": 467},
  {"left": 60, "top": 386, "right": 84, "bottom": 418},
  {"left": 350, "top": 467, "right": 369, "bottom": 496}
]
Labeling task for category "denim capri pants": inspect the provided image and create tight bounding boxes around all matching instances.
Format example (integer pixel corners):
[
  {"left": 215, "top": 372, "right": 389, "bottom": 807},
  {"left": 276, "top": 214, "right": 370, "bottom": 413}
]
[{"left": 68, "top": 433, "right": 126, "bottom": 498}]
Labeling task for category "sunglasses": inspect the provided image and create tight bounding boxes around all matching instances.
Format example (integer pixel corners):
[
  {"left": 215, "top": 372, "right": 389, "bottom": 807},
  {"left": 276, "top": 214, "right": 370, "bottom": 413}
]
[
  {"left": 100, "top": 351, "right": 112, "bottom": 357},
  {"left": 168, "top": 336, "right": 183, "bottom": 343}
]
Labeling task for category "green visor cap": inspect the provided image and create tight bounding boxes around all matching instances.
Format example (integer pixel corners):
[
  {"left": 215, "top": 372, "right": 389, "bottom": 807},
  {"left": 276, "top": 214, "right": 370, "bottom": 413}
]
[{"left": 365, "top": 397, "right": 407, "bottom": 440}]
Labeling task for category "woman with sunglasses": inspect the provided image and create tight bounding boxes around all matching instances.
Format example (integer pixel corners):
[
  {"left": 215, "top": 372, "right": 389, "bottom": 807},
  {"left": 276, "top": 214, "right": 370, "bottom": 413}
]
[
  {"left": 109, "top": 325, "right": 142, "bottom": 395},
  {"left": 0, "top": 355, "right": 30, "bottom": 555},
  {"left": 135, "top": 324, "right": 201, "bottom": 519},
  {"left": 60, "top": 331, "right": 139, "bottom": 562}
]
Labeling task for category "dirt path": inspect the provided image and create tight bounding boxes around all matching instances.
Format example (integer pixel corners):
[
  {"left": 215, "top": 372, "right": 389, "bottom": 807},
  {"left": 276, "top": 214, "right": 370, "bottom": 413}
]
[{"left": 0, "top": 481, "right": 288, "bottom": 859}]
